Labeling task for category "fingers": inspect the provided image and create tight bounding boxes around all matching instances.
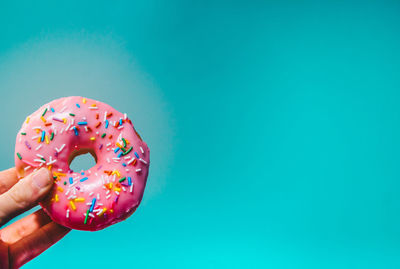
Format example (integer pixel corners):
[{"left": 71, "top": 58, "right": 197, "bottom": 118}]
[
  {"left": 0, "top": 168, "right": 53, "bottom": 227},
  {"left": 0, "top": 168, "right": 18, "bottom": 195},
  {"left": 9, "top": 222, "right": 70, "bottom": 268},
  {"left": 0, "top": 209, "right": 52, "bottom": 244}
]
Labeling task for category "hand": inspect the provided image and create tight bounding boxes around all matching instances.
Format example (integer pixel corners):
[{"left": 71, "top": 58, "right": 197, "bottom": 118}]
[{"left": 0, "top": 167, "right": 70, "bottom": 268}]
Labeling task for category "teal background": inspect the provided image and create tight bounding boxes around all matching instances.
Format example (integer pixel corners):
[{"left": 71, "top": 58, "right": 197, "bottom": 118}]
[{"left": 0, "top": 0, "right": 400, "bottom": 268}]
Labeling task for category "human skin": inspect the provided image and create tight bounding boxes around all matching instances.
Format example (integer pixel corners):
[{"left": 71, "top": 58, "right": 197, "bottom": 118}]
[{"left": 0, "top": 167, "right": 70, "bottom": 268}]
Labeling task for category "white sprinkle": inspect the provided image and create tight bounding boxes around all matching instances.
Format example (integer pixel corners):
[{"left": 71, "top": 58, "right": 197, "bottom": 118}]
[
  {"left": 58, "top": 169, "right": 63, "bottom": 172},
  {"left": 107, "top": 158, "right": 111, "bottom": 163},
  {"left": 130, "top": 184, "right": 133, "bottom": 192},
  {"left": 106, "top": 142, "right": 111, "bottom": 147},
  {"left": 98, "top": 202, "right": 103, "bottom": 206},
  {"left": 60, "top": 106, "right": 67, "bottom": 113},
  {"left": 89, "top": 213, "right": 95, "bottom": 218},
  {"left": 24, "top": 166, "right": 31, "bottom": 171},
  {"left": 71, "top": 119, "right": 74, "bottom": 125},
  {"left": 84, "top": 126, "right": 88, "bottom": 132},
  {"left": 88, "top": 106, "right": 98, "bottom": 110},
  {"left": 35, "top": 144, "right": 43, "bottom": 151},
  {"left": 34, "top": 158, "right": 46, "bottom": 163},
  {"left": 46, "top": 159, "right": 57, "bottom": 165},
  {"left": 106, "top": 190, "right": 110, "bottom": 195},
  {"left": 136, "top": 169, "right": 142, "bottom": 173},
  {"left": 124, "top": 156, "right": 131, "bottom": 160},
  {"left": 140, "top": 147, "right": 144, "bottom": 154},
  {"left": 122, "top": 186, "right": 126, "bottom": 192},
  {"left": 97, "top": 193, "right": 100, "bottom": 200},
  {"left": 36, "top": 153, "right": 44, "bottom": 158},
  {"left": 67, "top": 195, "right": 76, "bottom": 200},
  {"left": 66, "top": 210, "right": 70, "bottom": 218},
  {"left": 104, "top": 111, "right": 107, "bottom": 121},
  {"left": 65, "top": 189, "right": 70, "bottom": 196},
  {"left": 125, "top": 168, "right": 130, "bottom": 172},
  {"left": 117, "top": 126, "right": 124, "bottom": 129},
  {"left": 124, "top": 113, "right": 127, "bottom": 120},
  {"left": 106, "top": 194, "right": 111, "bottom": 199},
  {"left": 60, "top": 128, "right": 64, "bottom": 134},
  {"left": 32, "top": 126, "right": 42, "bottom": 130},
  {"left": 127, "top": 158, "right": 136, "bottom": 165},
  {"left": 115, "top": 191, "right": 120, "bottom": 195},
  {"left": 31, "top": 135, "right": 40, "bottom": 140},
  {"left": 139, "top": 158, "right": 147, "bottom": 164},
  {"left": 89, "top": 192, "right": 94, "bottom": 196},
  {"left": 57, "top": 144, "right": 66, "bottom": 153}
]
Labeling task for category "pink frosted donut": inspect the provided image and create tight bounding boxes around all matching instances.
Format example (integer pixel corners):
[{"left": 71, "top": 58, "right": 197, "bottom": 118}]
[{"left": 14, "top": 96, "right": 150, "bottom": 231}]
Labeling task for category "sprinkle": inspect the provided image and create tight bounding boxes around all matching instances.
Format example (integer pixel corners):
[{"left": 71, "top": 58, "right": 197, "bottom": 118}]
[
  {"left": 90, "top": 198, "right": 96, "bottom": 212},
  {"left": 76, "top": 103, "right": 80, "bottom": 108},
  {"left": 117, "top": 151, "right": 123, "bottom": 158},
  {"left": 119, "top": 177, "right": 126, "bottom": 183},
  {"left": 24, "top": 141, "right": 31, "bottom": 149},
  {"left": 84, "top": 209, "right": 89, "bottom": 224},
  {"left": 70, "top": 201, "right": 77, "bottom": 211},
  {"left": 50, "top": 132, "right": 54, "bottom": 141},
  {"left": 41, "top": 131, "right": 45, "bottom": 142},
  {"left": 139, "top": 158, "right": 148, "bottom": 164},
  {"left": 69, "top": 113, "right": 75, "bottom": 117},
  {"left": 24, "top": 166, "right": 31, "bottom": 171},
  {"left": 73, "top": 126, "right": 78, "bottom": 136},
  {"left": 16, "top": 152, "right": 22, "bottom": 160},
  {"left": 51, "top": 107, "right": 55, "bottom": 112},
  {"left": 82, "top": 98, "right": 87, "bottom": 104},
  {"left": 40, "top": 116, "right": 46, "bottom": 123},
  {"left": 140, "top": 146, "right": 144, "bottom": 154},
  {"left": 122, "top": 138, "right": 127, "bottom": 147},
  {"left": 21, "top": 132, "right": 26, "bottom": 135},
  {"left": 42, "top": 108, "right": 48, "bottom": 117},
  {"left": 69, "top": 177, "right": 73, "bottom": 184},
  {"left": 101, "top": 133, "right": 106, "bottom": 138},
  {"left": 130, "top": 184, "right": 133, "bottom": 193},
  {"left": 54, "top": 194, "right": 59, "bottom": 202},
  {"left": 105, "top": 120, "right": 109, "bottom": 129},
  {"left": 66, "top": 209, "right": 70, "bottom": 218},
  {"left": 136, "top": 169, "right": 142, "bottom": 173},
  {"left": 26, "top": 117, "right": 30, "bottom": 124},
  {"left": 45, "top": 135, "right": 49, "bottom": 144},
  {"left": 114, "top": 147, "right": 120, "bottom": 153},
  {"left": 127, "top": 177, "right": 132, "bottom": 186},
  {"left": 77, "top": 121, "right": 87, "bottom": 125},
  {"left": 124, "top": 113, "right": 127, "bottom": 120},
  {"left": 119, "top": 118, "right": 123, "bottom": 125},
  {"left": 53, "top": 117, "right": 64, "bottom": 122},
  {"left": 57, "top": 186, "right": 64, "bottom": 192},
  {"left": 107, "top": 112, "right": 113, "bottom": 118},
  {"left": 127, "top": 158, "right": 136, "bottom": 165},
  {"left": 90, "top": 137, "right": 96, "bottom": 141},
  {"left": 123, "top": 147, "right": 133, "bottom": 156},
  {"left": 75, "top": 197, "right": 85, "bottom": 202},
  {"left": 80, "top": 177, "right": 88, "bottom": 182}
]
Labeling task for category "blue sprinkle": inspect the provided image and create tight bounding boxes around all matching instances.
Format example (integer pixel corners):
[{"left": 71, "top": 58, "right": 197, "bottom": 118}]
[
  {"left": 80, "top": 177, "right": 88, "bottom": 182},
  {"left": 69, "top": 177, "right": 73, "bottom": 184},
  {"left": 122, "top": 163, "right": 127, "bottom": 167},
  {"left": 117, "top": 151, "right": 123, "bottom": 158},
  {"left": 119, "top": 118, "right": 123, "bottom": 125},
  {"left": 128, "top": 176, "right": 132, "bottom": 186},
  {"left": 89, "top": 198, "right": 96, "bottom": 212},
  {"left": 105, "top": 120, "right": 109, "bottom": 129},
  {"left": 41, "top": 131, "right": 45, "bottom": 142},
  {"left": 114, "top": 147, "right": 120, "bottom": 153},
  {"left": 76, "top": 103, "right": 80, "bottom": 108},
  {"left": 50, "top": 107, "right": 55, "bottom": 112},
  {"left": 73, "top": 126, "right": 78, "bottom": 136},
  {"left": 134, "top": 152, "right": 139, "bottom": 158},
  {"left": 77, "top": 121, "right": 88, "bottom": 125},
  {"left": 81, "top": 171, "right": 84, "bottom": 175}
]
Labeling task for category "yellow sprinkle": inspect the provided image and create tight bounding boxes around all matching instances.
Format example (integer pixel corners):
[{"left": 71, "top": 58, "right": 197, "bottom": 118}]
[
  {"left": 114, "top": 187, "right": 121, "bottom": 192},
  {"left": 82, "top": 98, "right": 87, "bottom": 104},
  {"left": 63, "top": 118, "right": 67, "bottom": 124},
  {"left": 91, "top": 104, "right": 97, "bottom": 107},
  {"left": 90, "top": 137, "right": 96, "bottom": 141},
  {"left": 74, "top": 197, "right": 85, "bottom": 202},
  {"left": 98, "top": 208, "right": 107, "bottom": 217},
  {"left": 107, "top": 182, "right": 113, "bottom": 189},
  {"left": 111, "top": 170, "right": 121, "bottom": 177},
  {"left": 125, "top": 139, "right": 130, "bottom": 144},
  {"left": 40, "top": 116, "right": 46, "bottom": 123},
  {"left": 53, "top": 172, "right": 66, "bottom": 178},
  {"left": 54, "top": 194, "right": 59, "bottom": 202},
  {"left": 109, "top": 209, "right": 114, "bottom": 214},
  {"left": 57, "top": 187, "right": 64, "bottom": 192},
  {"left": 45, "top": 135, "right": 49, "bottom": 144},
  {"left": 48, "top": 165, "right": 52, "bottom": 171},
  {"left": 37, "top": 137, "right": 41, "bottom": 143},
  {"left": 26, "top": 117, "right": 30, "bottom": 124},
  {"left": 35, "top": 129, "right": 40, "bottom": 134},
  {"left": 69, "top": 201, "right": 76, "bottom": 210},
  {"left": 115, "top": 142, "right": 123, "bottom": 148}
]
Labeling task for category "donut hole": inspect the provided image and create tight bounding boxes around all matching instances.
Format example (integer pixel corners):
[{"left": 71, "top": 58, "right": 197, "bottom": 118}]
[{"left": 68, "top": 148, "right": 97, "bottom": 172}]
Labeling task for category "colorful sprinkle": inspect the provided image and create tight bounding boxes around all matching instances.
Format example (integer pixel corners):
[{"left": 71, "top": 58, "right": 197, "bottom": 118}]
[
  {"left": 42, "top": 108, "right": 48, "bottom": 117},
  {"left": 16, "top": 152, "right": 22, "bottom": 160},
  {"left": 80, "top": 177, "right": 88, "bottom": 182}
]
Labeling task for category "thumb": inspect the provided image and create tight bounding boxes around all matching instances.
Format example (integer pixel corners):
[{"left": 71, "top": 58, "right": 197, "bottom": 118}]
[{"left": 0, "top": 168, "right": 53, "bottom": 227}]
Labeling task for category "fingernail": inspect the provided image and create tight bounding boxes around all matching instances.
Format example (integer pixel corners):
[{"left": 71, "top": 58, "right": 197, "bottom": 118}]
[{"left": 32, "top": 168, "right": 51, "bottom": 189}]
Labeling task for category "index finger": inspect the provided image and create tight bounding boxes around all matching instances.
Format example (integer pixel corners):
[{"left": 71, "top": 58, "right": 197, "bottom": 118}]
[{"left": 0, "top": 168, "right": 19, "bottom": 195}]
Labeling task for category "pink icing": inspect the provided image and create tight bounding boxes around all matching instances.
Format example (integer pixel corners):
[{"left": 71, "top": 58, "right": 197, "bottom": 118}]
[{"left": 14, "top": 96, "right": 150, "bottom": 231}]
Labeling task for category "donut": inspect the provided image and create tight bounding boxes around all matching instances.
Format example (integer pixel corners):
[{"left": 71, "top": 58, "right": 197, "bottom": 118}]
[{"left": 14, "top": 96, "right": 150, "bottom": 231}]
